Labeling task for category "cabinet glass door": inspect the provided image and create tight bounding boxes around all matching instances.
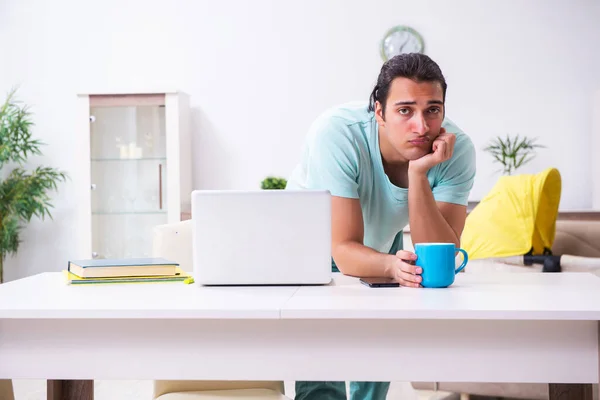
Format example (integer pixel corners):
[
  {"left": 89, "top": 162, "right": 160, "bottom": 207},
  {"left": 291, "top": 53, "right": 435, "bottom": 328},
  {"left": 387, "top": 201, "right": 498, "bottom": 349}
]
[{"left": 89, "top": 105, "right": 167, "bottom": 259}]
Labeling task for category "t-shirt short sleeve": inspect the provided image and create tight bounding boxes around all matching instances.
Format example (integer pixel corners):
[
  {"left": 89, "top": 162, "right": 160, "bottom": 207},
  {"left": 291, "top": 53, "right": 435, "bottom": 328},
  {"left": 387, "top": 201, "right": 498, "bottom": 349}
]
[
  {"left": 303, "top": 116, "right": 360, "bottom": 199},
  {"left": 431, "top": 120, "right": 477, "bottom": 206}
]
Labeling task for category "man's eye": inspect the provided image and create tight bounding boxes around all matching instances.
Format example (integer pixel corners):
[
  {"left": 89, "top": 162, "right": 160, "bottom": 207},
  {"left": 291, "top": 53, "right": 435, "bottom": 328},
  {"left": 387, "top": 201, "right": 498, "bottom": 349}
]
[
  {"left": 428, "top": 107, "right": 440, "bottom": 114},
  {"left": 399, "top": 108, "right": 410, "bottom": 115}
]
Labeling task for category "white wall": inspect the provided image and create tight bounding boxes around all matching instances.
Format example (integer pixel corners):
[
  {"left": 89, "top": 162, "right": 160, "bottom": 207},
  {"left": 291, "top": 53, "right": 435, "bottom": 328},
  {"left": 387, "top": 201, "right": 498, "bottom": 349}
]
[{"left": 0, "top": 0, "right": 599, "bottom": 281}]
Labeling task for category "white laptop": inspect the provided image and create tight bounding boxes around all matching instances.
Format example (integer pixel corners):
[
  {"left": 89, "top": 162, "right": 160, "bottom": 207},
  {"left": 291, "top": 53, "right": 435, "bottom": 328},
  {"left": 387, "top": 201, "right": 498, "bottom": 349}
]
[{"left": 191, "top": 189, "right": 332, "bottom": 285}]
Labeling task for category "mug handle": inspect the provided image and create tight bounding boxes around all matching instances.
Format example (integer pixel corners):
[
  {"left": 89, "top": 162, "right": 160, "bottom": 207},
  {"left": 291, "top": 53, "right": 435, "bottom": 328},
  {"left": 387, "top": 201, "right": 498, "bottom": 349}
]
[{"left": 455, "top": 248, "right": 468, "bottom": 274}]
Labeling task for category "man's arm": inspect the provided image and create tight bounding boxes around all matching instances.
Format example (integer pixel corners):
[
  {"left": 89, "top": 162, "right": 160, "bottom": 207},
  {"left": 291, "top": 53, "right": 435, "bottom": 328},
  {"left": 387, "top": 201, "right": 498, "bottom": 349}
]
[
  {"left": 406, "top": 128, "right": 475, "bottom": 247},
  {"left": 331, "top": 196, "right": 419, "bottom": 283},
  {"left": 408, "top": 171, "right": 466, "bottom": 246}
]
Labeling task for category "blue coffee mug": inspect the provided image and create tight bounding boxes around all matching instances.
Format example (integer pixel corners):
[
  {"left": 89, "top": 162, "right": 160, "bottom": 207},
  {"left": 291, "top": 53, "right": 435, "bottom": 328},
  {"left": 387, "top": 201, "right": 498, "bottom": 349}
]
[{"left": 415, "top": 243, "right": 468, "bottom": 288}]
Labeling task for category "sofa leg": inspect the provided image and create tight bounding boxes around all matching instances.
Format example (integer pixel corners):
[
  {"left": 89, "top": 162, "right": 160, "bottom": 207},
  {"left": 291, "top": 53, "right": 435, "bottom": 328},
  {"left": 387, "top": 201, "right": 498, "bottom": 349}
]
[{"left": 460, "top": 394, "right": 469, "bottom": 400}]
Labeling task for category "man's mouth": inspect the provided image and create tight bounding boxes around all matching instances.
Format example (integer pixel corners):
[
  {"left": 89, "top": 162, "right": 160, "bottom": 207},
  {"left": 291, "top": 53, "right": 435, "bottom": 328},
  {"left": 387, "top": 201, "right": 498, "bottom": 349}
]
[{"left": 408, "top": 138, "right": 430, "bottom": 144}]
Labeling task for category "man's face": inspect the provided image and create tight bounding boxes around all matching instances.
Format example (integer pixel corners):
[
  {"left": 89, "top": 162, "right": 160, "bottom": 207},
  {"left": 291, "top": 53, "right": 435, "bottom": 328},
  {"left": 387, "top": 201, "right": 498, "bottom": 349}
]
[{"left": 375, "top": 77, "right": 445, "bottom": 162}]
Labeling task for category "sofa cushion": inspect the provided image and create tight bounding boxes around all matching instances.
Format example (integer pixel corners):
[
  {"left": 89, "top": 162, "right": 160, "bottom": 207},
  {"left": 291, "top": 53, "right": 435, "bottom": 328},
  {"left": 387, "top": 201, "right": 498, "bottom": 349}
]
[
  {"left": 153, "top": 220, "right": 193, "bottom": 272},
  {"left": 552, "top": 220, "right": 600, "bottom": 258}
]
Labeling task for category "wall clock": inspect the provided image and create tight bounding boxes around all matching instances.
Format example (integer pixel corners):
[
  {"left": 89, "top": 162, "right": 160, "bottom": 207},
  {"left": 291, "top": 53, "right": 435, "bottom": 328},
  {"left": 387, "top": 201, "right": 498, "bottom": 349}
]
[{"left": 380, "top": 26, "right": 425, "bottom": 61}]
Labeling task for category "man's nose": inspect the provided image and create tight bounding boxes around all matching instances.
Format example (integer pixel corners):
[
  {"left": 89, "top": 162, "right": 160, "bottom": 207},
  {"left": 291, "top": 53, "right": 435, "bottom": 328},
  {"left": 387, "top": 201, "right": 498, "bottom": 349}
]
[{"left": 412, "top": 113, "right": 429, "bottom": 135}]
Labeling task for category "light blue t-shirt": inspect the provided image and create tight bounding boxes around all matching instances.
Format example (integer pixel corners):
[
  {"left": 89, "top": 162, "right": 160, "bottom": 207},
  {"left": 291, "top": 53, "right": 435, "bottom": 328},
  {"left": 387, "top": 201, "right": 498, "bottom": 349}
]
[{"left": 286, "top": 101, "right": 476, "bottom": 268}]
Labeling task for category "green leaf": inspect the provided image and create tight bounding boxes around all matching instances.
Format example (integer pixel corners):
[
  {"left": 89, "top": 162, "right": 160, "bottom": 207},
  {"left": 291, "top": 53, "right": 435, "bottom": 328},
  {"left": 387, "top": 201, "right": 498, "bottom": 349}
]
[
  {"left": 0, "top": 88, "right": 69, "bottom": 274},
  {"left": 483, "top": 133, "right": 544, "bottom": 175},
  {"left": 261, "top": 176, "right": 287, "bottom": 190}
]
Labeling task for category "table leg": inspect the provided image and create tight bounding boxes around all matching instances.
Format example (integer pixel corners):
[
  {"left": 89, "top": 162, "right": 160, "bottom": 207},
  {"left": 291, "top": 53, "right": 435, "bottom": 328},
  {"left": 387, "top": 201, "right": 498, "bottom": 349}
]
[
  {"left": 548, "top": 383, "right": 593, "bottom": 400},
  {"left": 47, "top": 380, "right": 93, "bottom": 400},
  {"left": 0, "top": 379, "right": 15, "bottom": 400}
]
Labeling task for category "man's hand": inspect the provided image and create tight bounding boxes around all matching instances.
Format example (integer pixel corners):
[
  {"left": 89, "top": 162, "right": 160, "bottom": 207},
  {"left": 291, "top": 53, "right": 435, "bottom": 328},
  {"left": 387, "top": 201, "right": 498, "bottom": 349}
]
[
  {"left": 387, "top": 250, "right": 422, "bottom": 288},
  {"left": 409, "top": 128, "right": 456, "bottom": 175}
]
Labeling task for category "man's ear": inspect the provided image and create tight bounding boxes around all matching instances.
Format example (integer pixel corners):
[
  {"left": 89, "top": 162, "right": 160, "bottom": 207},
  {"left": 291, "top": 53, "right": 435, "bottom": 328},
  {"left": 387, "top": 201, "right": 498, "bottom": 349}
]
[{"left": 374, "top": 101, "right": 385, "bottom": 126}]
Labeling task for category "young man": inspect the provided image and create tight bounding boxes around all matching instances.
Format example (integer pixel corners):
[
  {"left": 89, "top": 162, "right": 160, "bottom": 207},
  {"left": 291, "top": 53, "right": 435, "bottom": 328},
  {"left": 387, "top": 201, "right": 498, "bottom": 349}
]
[{"left": 286, "top": 53, "right": 476, "bottom": 400}]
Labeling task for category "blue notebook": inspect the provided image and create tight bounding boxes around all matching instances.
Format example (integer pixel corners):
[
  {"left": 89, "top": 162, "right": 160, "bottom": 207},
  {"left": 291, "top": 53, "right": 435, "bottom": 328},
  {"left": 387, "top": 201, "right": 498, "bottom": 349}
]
[{"left": 67, "top": 257, "right": 179, "bottom": 278}]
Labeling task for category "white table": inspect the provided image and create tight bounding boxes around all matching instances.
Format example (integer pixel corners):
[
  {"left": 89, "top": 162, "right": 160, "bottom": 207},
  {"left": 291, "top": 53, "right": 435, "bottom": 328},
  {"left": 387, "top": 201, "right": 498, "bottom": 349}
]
[{"left": 1, "top": 272, "right": 599, "bottom": 400}]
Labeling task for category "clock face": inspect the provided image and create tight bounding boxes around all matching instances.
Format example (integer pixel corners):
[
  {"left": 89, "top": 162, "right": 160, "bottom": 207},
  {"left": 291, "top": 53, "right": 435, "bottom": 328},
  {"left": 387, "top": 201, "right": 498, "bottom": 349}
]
[{"left": 380, "top": 26, "right": 425, "bottom": 61}]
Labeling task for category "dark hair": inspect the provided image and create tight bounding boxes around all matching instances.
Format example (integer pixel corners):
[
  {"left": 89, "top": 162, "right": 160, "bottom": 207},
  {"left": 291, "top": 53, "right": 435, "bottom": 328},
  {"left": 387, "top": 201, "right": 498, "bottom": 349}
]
[{"left": 368, "top": 53, "right": 447, "bottom": 115}]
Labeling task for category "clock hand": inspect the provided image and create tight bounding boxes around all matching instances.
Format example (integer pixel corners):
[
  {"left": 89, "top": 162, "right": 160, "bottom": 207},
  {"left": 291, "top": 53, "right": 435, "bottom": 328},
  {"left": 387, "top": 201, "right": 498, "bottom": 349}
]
[{"left": 397, "top": 36, "right": 410, "bottom": 52}]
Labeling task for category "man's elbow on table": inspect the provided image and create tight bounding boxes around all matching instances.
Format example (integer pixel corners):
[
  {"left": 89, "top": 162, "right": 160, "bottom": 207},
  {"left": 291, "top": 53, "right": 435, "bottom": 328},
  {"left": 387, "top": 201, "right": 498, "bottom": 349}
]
[{"left": 332, "top": 241, "right": 361, "bottom": 277}]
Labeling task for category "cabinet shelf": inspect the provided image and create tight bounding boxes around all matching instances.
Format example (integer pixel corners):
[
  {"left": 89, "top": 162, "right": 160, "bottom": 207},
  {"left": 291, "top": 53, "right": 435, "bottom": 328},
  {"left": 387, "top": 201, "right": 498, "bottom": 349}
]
[
  {"left": 91, "top": 157, "right": 167, "bottom": 162},
  {"left": 92, "top": 211, "right": 167, "bottom": 215}
]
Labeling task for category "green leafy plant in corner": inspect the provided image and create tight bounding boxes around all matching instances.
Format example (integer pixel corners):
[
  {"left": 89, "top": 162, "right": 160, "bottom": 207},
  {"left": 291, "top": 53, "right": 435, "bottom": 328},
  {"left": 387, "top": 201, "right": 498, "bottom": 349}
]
[
  {"left": 0, "top": 88, "right": 68, "bottom": 283},
  {"left": 260, "top": 176, "right": 287, "bottom": 190},
  {"left": 483, "top": 134, "right": 545, "bottom": 176}
]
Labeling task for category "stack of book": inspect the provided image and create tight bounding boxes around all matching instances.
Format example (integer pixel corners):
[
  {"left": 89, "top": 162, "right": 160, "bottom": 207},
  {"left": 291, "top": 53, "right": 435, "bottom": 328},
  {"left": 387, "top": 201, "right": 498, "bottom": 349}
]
[{"left": 63, "top": 257, "right": 194, "bottom": 285}]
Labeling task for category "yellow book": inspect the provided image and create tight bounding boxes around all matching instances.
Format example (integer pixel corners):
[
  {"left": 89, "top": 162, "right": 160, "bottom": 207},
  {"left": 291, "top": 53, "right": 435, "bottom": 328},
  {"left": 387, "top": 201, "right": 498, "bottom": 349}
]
[{"left": 63, "top": 268, "right": 194, "bottom": 285}]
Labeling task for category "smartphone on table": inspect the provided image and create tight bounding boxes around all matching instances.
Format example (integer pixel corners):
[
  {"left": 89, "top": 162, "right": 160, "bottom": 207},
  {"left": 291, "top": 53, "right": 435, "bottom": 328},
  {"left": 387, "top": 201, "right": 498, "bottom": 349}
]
[{"left": 359, "top": 277, "right": 400, "bottom": 288}]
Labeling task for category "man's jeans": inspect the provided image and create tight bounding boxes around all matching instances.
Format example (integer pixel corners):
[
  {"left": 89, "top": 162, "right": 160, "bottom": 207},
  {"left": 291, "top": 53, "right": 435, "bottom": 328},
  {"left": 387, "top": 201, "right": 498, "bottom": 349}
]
[{"left": 295, "top": 381, "right": 390, "bottom": 400}]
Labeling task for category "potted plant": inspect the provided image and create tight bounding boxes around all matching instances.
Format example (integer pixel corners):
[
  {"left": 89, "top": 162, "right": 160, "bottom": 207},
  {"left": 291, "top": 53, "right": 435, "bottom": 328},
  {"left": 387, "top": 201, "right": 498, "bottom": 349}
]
[
  {"left": 0, "top": 89, "right": 68, "bottom": 283},
  {"left": 483, "top": 134, "right": 545, "bottom": 176},
  {"left": 260, "top": 176, "right": 287, "bottom": 190}
]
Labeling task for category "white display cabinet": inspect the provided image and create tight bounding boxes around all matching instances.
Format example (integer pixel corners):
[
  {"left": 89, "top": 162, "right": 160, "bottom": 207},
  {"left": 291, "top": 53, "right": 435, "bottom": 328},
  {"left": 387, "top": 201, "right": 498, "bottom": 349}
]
[{"left": 76, "top": 91, "right": 191, "bottom": 259}]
